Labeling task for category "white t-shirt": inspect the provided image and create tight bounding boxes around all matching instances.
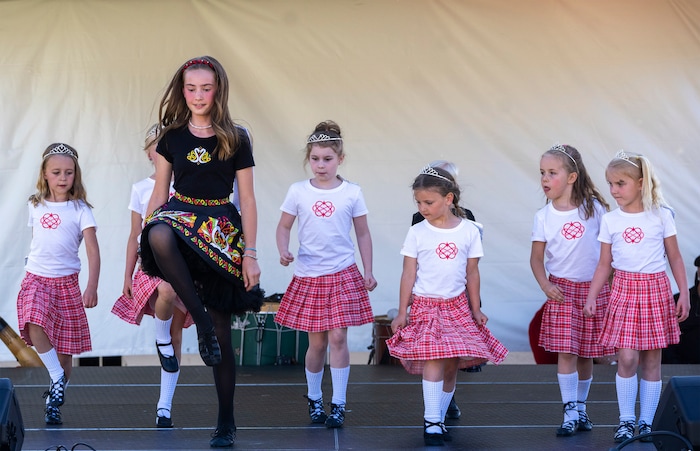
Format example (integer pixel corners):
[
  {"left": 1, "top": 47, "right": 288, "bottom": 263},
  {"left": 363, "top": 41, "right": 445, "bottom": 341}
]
[
  {"left": 401, "top": 218, "right": 484, "bottom": 299},
  {"left": 599, "top": 207, "right": 676, "bottom": 274},
  {"left": 531, "top": 201, "right": 606, "bottom": 282},
  {"left": 129, "top": 177, "right": 175, "bottom": 217},
  {"left": 280, "top": 179, "right": 368, "bottom": 277},
  {"left": 25, "top": 200, "right": 97, "bottom": 278}
]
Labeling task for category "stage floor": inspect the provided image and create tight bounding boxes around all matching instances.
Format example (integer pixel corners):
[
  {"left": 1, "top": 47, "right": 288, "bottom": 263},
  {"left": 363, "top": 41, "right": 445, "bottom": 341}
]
[{"left": 1, "top": 363, "right": 697, "bottom": 450}]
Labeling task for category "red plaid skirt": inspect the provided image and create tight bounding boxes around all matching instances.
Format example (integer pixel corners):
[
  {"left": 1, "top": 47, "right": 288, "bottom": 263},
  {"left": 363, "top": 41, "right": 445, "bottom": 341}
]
[
  {"left": 275, "top": 264, "right": 374, "bottom": 332},
  {"left": 111, "top": 269, "right": 194, "bottom": 328},
  {"left": 599, "top": 270, "right": 680, "bottom": 350},
  {"left": 16, "top": 272, "right": 91, "bottom": 355},
  {"left": 386, "top": 293, "right": 508, "bottom": 375},
  {"left": 538, "top": 275, "right": 616, "bottom": 358}
]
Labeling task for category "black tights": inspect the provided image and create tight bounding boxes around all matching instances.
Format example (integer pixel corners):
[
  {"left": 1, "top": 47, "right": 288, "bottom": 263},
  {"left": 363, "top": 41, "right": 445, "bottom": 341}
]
[
  {"left": 147, "top": 224, "right": 212, "bottom": 331},
  {"left": 148, "top": 224, "right": 236, "bottom": 428}
]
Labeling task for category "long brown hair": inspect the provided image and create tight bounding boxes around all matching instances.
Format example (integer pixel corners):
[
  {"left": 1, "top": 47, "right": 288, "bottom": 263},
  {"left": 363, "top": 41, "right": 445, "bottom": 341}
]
[{"left": 157, "top": 55, "right": 240, "bottom": 160}]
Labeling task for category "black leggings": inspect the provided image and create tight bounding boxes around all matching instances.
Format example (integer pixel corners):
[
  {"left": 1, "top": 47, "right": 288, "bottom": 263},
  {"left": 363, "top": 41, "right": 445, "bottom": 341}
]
[{"left": 146, "top": 223, "right": 236, "bottom": 428}]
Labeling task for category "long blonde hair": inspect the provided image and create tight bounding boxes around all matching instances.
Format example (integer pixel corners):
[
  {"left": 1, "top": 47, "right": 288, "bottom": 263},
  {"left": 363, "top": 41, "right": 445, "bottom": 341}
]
[{"left": 607, "top": 151, "right": 669, "bottom": 212}]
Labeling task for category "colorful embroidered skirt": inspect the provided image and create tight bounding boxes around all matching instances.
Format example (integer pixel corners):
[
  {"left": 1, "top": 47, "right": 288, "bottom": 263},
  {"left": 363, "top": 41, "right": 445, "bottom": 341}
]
[
  {"left": 386, "top": 293, "right": 508, "bottom": 375},
  {"left": 275, "top": 264, "right": 374, "bottom": 332},
  {"left": 111, "top": 269, "right": 194, "bottom": 328},
  {"left": 16, "top": 272, "right": 92, "bottom": 355},
  {"left": 539, "top": 275, "right": 616, "bottom": 358},
  {"left": 140, "top": 195, "right": 263, "bottom": 315},
  {"left": 599, "top": 270, "right": 680, "bottom": 350}
]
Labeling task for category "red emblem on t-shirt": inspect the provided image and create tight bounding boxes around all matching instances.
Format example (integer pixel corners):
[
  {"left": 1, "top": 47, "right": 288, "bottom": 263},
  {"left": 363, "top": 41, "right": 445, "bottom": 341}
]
[
  {"left": 623, "top": 227, "right": 644, "bottom": 243},
  {"left": 312, "top": 200, "right": 335, "bottom": 218},
  {"left": 561, "top": 221, "right": 584, "bottom": 240},
  {"left": 40, "top": 213, "right": 61, "bottom": 229},
  {"left": 436, "top": 242, "right": 458, "bottom": 259}
]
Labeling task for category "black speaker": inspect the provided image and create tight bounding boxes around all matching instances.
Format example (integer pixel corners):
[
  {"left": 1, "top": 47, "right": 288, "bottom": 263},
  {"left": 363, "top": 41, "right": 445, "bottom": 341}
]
[
  {"left": 0, "top": 378, "right": 23, "bottom": 451},
  {"left": 652, "top": 376, "right": 700, "bottom": 450}
]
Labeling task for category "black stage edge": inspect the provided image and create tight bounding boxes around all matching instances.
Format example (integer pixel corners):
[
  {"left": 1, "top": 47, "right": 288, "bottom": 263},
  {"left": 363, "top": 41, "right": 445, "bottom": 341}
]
[{"left": 0, "top": 363, "right": 698, "bottom": 450}]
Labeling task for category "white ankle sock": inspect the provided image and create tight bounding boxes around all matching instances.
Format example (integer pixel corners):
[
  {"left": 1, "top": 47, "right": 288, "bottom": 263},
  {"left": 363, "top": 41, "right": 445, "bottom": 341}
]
[
  {"left": 331, "top": 366, "right": 349, "bottom": 406},
  {"left": 38, "top": 349, "right": 64, "bottom": 382},
  {"left": 157, "top": 369, "right": 180, "bottom": 415},
  {"left": 616, "top": 373, "right": 638, "bottom": 422},
  {"left": 305, "top": 368, "right": 324, "bottom": 401},
  {"left": 578, "top": 377, "right": 592, "bottom": 412},
  {"left": 639, "top": 379, "right": 661, "bottom": 425},
  {"left": 557, "top": 372, "right": 579, "bottom": 422},
  {"left": 440, "top": 388, "right": 455, "bottom": 421},
  {"left": 423, "top": 380, "right": 443, "bottom": 434}
]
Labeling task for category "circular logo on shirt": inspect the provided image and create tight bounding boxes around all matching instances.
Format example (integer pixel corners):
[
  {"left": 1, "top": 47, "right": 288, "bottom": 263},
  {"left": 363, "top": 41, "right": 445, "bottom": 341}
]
[
  {"left": 40, "top": 213, "right": 61, "bottom": 229},
  {"left": 561, "top": 221, "right": 585, "bottom": 240},
  {"left": 436, "top": 242, "right": 458, "bottom": 259},
  {"left": 312, "top": 200, "right": 335, "bottom": 217},
  {"left": 622, "top": 227, "right": 644, "bottom": 244}
]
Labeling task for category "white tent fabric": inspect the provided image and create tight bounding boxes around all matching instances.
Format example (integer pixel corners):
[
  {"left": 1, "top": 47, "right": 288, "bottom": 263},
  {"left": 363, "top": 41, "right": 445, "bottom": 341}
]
[{"left": 1, "top": 0, "right": 698, "bottom": 361}]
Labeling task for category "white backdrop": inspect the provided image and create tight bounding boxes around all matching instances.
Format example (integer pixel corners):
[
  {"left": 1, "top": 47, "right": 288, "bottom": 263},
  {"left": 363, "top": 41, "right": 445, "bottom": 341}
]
[{"left": 1, "top": 0, "right": 699, "bottom": 362}]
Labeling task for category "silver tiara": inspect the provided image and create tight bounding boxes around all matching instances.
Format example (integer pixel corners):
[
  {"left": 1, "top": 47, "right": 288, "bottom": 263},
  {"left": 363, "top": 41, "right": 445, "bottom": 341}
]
[
  {"left": 419, "top": 166, "right": 452, "bottom": 182},
  {"left": 614, "top": 149, "right": 639, "bottom": 168},
  {"left": 44, "top": 144, "right": 77, "bottom": 160},
  {"left": 307, "top": 132, "right": 342, "bottom": 144},
  {"left": 549, "top": 143, "right": 578, "bottom": 170},
  {"left": 146, "top": 124, "right": 161, "bottom": 141}
]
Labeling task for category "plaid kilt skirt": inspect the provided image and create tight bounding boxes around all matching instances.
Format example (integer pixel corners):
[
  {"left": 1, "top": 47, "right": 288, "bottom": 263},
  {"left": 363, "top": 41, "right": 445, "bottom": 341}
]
[
  {"left": 275, "top": 264, "right": 374, "bottom": 332},
  {"left": 538, "top": 275, "right": 616, "bottom": 358},
  {"left": 599, "top": 270, "right": 680, "bottom": 350},
  {"left": 111, "top": 269, "right": 194, "bottom": 328},
  {"left": 16, "top": 272, "right": 91, "bottom": 355},
  {"left": 140, "top": 194, "right": 263, "bottom": 315},
  {"left": 386, "top": 293, "right": 508, "bottom": 375}
]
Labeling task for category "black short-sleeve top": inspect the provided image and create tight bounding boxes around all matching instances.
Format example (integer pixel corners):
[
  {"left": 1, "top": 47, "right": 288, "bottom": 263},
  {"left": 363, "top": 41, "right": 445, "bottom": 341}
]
[{"left": 157, "top": 125, "right": 254, "bottom": 199}]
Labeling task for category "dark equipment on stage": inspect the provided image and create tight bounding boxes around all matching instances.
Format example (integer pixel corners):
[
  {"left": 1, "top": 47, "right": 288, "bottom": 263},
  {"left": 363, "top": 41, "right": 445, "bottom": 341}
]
[
  {"left": 651, "top": 376, "right": 700, "bottom": 450},
  {"left": 0, "top": 378, "right": 23, "bottom": 451}
]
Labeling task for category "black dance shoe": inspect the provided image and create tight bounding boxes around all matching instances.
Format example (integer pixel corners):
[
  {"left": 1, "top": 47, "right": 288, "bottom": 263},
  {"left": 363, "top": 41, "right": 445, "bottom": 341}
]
[
  {"left": 210, "top": 426, "right": 235, "bottom": 448},
  {"left": 198, "top": 328, "right": 222, "bottom": 366},
  {"left": 156, "top": 341, "right": 179, "bottom": 373}
]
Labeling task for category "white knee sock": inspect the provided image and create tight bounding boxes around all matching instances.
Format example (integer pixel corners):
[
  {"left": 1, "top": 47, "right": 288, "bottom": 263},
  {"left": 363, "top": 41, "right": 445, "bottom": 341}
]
[
  {"left": 616, "top": 373, "right": 638, "bottom": 422},
  {"left": 38, "top": 349, "right": 64, "bottom": 382},
  {"left": 157, "top": 369, "right": 180, "bottom": 415},
  {"left": 440, "top": 387, "right": 456, "bottom": 421},
  {"left": 557, "top": 372, "right": 579, "bottom": 422},
  {"left": 330, "top": 366, "right": 350, "bottom": 405},
  {"left": 423, "top": 379, "right": 443, "bottom": 434},
  {"left": 305, "top": 368, "right": 324, "bottom": 401},
  {"left": 155, "top": 316, "right": 174, "bottom": 357},
  {"left": 639, "top": 379, "right": 662, "bottom": 426},
  {"left": 578, "top": 377, "right": 592, "bottom": 412}
]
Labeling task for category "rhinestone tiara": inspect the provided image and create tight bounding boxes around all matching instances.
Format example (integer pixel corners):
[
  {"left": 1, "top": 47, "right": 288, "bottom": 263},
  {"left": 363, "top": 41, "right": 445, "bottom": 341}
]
[
  {"left": 419, "top": 165, "right": 452, "bottom": 182},
  {"left": 614, "top": 149, "right": 640, "bottom": 168},
  {"left": 549, "top": 143, "right": 578, "bottom": 170},
  {"left": 44, "top": 144, "right": 77, "bottom": 160},
  {"left": 307, "top": 132, "right": 342, "bottom": 144}
]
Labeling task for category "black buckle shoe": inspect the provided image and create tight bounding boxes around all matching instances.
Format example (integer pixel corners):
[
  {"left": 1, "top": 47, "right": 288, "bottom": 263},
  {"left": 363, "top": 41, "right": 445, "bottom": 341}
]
[
  {"left": 210, "top": 426, "right": 235, "bottom": 448},
  {"left": 198, "top": 328, "right": 221, "bottom": 366},
  {"left": 156, "top": 341, "right": 179, "bottom": 373}
]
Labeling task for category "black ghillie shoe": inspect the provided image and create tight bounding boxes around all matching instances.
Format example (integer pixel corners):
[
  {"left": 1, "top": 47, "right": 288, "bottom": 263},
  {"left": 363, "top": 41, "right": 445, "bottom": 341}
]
[
  {"left": 556, "top": 401, "right": 578, "bottom": 437},
  {"left": 209, "top": 426, "right": 235, "bottom": 448},
  {"left": 423, "top": 419, "right": 445, "bottom": 446},
  {"left": 613, "top": 420, "right": 635, "bottom": 443},
  {"left": 156, "top": 408, "right": 173, "bottom": 428},
  {"left": 42, "top": 374, "right": 67, "bottom": 408},
  {"left": 325, "top": 403, "right": 345, "bottom": 428},
  {"left": 440, "top": 422, "right": 453, "bottom": 442},
  {"left": 304, "top": 395, "right": 327, "bottom": 424},
  {"left": 156, "top": 341, "right": 179, "bottom": 373},
  {"left": 577, "top": 408, "right": 593, "bottom": 432},
  {"left": 45, "top": 405, "right": 62, "bottom": 425},
  {"left": 638, "top": 421, "right": 653, "bottom": 442},
  {"left": 198, "top": 328, "right": 221, "bottom": 366}
]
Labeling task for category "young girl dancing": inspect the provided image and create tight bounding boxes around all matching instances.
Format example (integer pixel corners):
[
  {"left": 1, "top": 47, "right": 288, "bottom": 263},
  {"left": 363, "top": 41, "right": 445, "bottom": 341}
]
[
  {"left": 275, "top": 120, "right": 376, "bottom": 429},
  {"left": 111, "top": 124, "right": 193, "bottom": 428},
  {"left": 16, "top": 143, "right": 100, "bottom": 425},
  {"left": 530, "top": 144, "right": 616, "bottom": 437},
  {"left": 140, "top": 56, "right": 263, "bottom": 447},
  {"left": 584, "top": 150, "right": 689, "bottom": 443},
  {"left": 387, "top": 165, "right": 508, "bottom": 447}
]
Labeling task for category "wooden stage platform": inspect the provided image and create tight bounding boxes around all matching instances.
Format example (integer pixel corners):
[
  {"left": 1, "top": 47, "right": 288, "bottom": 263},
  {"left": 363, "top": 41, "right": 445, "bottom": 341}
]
[{"left": 1, "top": 363, "right": 698, "bottom": 450}]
